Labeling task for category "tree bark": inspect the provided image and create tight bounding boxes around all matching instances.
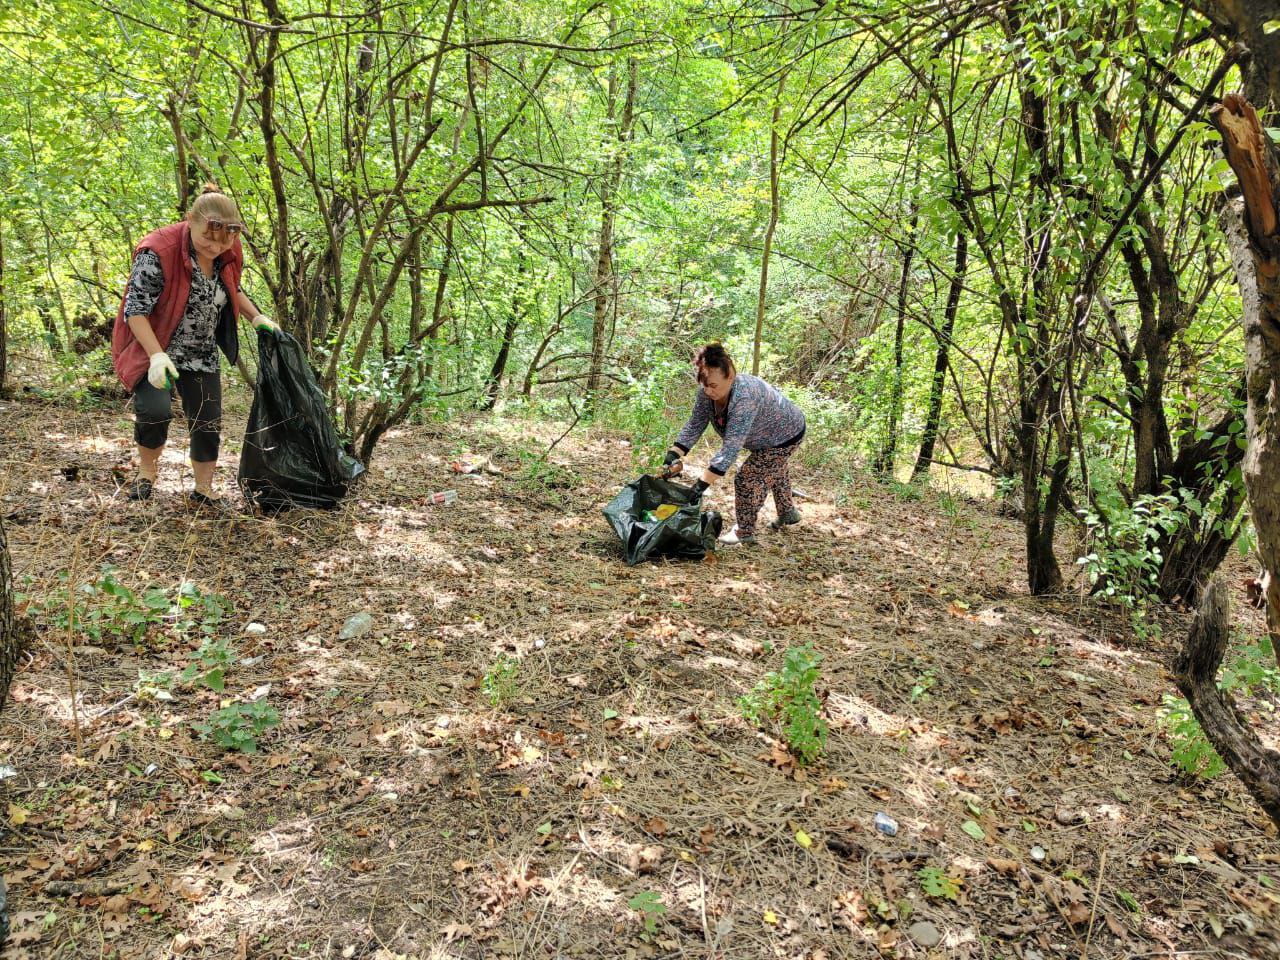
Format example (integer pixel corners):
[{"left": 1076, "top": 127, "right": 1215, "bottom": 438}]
[
  {"left": 585, "top": 53, "right": 637, "bottom": 415},
  {"left": 0, "top": 215, "right": 6, "bottom": 396},
  {"left": 1174, "top": 578, "right": 1280, "bottom": 829},
  {"left": 753, "top": 69, "right": 787, "bottom": 376},
  {"left": 1154, "top": 397, "right": 1247, "bottom": 603},
  {"left": 481, "top": 245, "right": 527, "bottom": 411},
  {"left": 874, "top": 207, "right": 917, "bottom": 477},
  {"left": 912, "top": 228, "right": 967, "bottom": 480},
  {"left": 1213, "top": 95, "right": 1280, "bottom": 670},
  {"left": 0, "top": 517, "right": 10, "bottom": 951},
  {"left": 0, "top": 516, "right": 22, "bottom": 715}
]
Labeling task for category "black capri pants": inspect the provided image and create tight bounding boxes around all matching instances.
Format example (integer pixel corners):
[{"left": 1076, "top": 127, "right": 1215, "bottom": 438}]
[{"left": 133, "top": 368, "right": 222, "bottom": 463}]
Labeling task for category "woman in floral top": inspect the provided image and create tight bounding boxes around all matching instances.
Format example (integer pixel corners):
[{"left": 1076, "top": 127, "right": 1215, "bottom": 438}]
[
  {"left": 664, "top": 344, "right": 806, "bottom": 545},
  {"left": 112, "top": 185, "right": 280, "bottom": 508}
]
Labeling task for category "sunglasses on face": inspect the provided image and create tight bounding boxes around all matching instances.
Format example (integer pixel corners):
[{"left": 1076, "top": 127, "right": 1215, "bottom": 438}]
[{"left": 203, "top": 218, "right": 243, "bottom": 237}]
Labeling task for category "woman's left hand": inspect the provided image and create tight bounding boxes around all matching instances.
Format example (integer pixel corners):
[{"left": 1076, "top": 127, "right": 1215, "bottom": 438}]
[{"left": 254, "top": 315, "right": 281, "bottom": 335}]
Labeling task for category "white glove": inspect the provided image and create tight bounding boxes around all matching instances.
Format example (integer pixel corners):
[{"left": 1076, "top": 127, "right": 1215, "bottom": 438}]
[
  {"left": 147, "top": 352, "right": 179, "bottom": 390},
  {"left": 254, "top": 315, "right": 281, "bottom": 335}
]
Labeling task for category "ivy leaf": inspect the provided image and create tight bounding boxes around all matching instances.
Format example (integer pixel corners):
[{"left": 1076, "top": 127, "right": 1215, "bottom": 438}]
[{"left": 961, "top": 820, "right": 986, "bottom": 841}]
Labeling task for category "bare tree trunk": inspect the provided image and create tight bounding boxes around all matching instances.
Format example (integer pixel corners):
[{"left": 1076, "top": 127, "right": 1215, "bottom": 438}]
[
  {"left": 481, "top": 244, "right": 526, "bottom": 410},
  {"left": 0, "top": 514, "right": 11, "bottom": 950},
  {"left": 251, "top": 0, "right": 293, "bottom": 325},
  {"left": 1213, "top": 96, "right": 1280, "bottom": 670},
  {"left": 0, "top": 216, "right": 6, "bottom": 396},
  {"left": 913, "top": 228, "right": 966, "bottom": 480},
  {"left": 874, "top": 207, "right": 918, "bottom": 476},
  {"left": 0, "top": 517, "right": 16, "bottom": 711},
  {"left": 585, "top": 52, "right": 636, "bottom": 415},
  {"left": 1174, "top": 579, "right": 1280, "bottom": 829},
  {"left": 1172, "top": 1, "right": 1280, "bottom": 831},
  {"left": 753, "top": 69, "right": 786, "bottom": 376},
  {"left": 1154, "top": 397, "right": 1247, "bottom": 603}
]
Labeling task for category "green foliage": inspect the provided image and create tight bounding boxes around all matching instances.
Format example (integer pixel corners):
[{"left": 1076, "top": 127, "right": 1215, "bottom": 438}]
[
  {"left": 181, "top": 637, "right": 238, "bottom": 693},
  {"left": 1076, "top": 492, "right": 1191, "bottom": 607},
  {"left": 884, "top": 478, "right": 924, "bottom": 502},
  {"left": 1159, "top": 694, "right": 1225, "bottom": 780},
  {"left": 1161, "top": 631, "right": 1280, "bottom": 780},
  {"left": 171, "top": 581, "right": 231, "bottom": 638},
  {"left": 193, "top": 701, "right": 281, "bottom": 754},
  {"left": 601, "top": 345, "right": 686, "bottom": 468},
  {"left": 482, "top": 654, "right": 521, "bottom": 707},
  {"left": 740, "top": 644, "right": 828, "bottom": 765},
  {"left": 32, "top": 567, "right": 170, "bottom": 646},
  {"left": 627, "top": 890, "right": 667, "bottom": 934},
  {"left": 1219, "top": 633, "right": 1280, "bottom": 697},
  {"left": 909, "top": 669, "right": 936, "bottom": 703},
  {"left": 28, "top": 568, "right": 230, "bottom": 649},
  {"left": 917, "top": 866, "right": 962, "bottom": 901}
]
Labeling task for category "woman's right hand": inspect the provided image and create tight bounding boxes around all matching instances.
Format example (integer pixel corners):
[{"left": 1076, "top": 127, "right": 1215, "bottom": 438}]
[
  {"left": 662, "top": 450, "right": 683, "bottom": 477},
  {"left": 148, "top": 352, "right": 179, "bottom": 390}
]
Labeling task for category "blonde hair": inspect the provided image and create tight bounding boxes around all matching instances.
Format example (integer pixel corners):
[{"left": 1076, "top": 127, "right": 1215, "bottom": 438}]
[{"left": 187, "top": 183, "right": 240, "bottom": 225}]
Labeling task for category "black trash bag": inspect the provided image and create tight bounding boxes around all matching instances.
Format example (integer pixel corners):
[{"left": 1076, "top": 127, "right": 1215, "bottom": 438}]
[
  {"left": 603, "top": 474, "right": 722, "bottom": 565},
  {"left": 238, "top": 329, "right": 365, "bottom": 511}
]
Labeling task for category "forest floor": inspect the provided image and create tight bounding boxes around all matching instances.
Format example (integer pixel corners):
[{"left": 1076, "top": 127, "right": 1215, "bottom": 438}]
[{"left": 1, "top": 382, "right": 1279, "bottom": 960}]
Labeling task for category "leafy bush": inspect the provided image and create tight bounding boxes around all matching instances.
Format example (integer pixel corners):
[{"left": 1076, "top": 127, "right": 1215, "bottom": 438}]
[
  {"left": 628, "top": 891, "right": 667, "bottom": 935},
  {"left": 33, "top": 567, "right": 170, "bottom": 645},
  {"left": 1162, "top": 631, "right": 1280, "bottom": 780},
  {"left": 482, "top": 654, "right": 520, "bottom": 706},
  {"left": 1159, "top": 694, "right": 1225, "bottom": 779},
  {"left": 1077, "top": 491, "right": 1191, "bottom": 607},
  {"left": 740, "top": 644, "right": 828, "bottom": 765},
  {"left": 601, "top": 345, "right": 686, "bottom": 469},
  {"left": 29, "top": 569, "right": 230, "bottom": 648},
  {"left": 194, "top": 701, "right": 281, "bottom": 754},
  {"left": 181, "top": 637, "right": 238, "bottom": 693}
]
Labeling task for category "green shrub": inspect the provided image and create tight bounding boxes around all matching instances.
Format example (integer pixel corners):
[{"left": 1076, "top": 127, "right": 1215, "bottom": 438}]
[
  {"left": 29, "top": 569, "right": 229, "bottom": 648},
  {"left": 194, "top": 701, "right": 281, "bottom": 754},
  {"left": 740, "top": 644, "right": 828, "bottom": 765},
  {"left": 482, "top": 654, "right": 520, "bottom": 706},
  {"left": 1159, "top": 694, "right": 1225, "bottom": 779}
]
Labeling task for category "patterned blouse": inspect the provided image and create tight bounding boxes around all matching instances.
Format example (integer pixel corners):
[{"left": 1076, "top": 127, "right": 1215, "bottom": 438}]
[
  {"left": 674, "top": 372, "right": 807, "bottom": 475},
  {"left": 122, "top": 244, "right": 228, "bottom": 374}
]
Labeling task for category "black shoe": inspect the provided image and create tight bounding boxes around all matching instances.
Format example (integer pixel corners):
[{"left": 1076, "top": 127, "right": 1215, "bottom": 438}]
[
  {"left": 187, "top": 491, "right": 229, "bottom": 514},
  {"left": 770, "top": 507, "right": 801, "bottom": 530},
  {"left": 126, "top": 477, "right": 154, "bottom": 501}
]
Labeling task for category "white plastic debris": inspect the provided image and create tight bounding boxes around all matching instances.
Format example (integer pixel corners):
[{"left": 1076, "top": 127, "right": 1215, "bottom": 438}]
[
  {"left": 244, "top": 622, "right": 268, "bottom": 635},
  {"left": 339, "top": 612, "right": 374, "bottom": 639}
]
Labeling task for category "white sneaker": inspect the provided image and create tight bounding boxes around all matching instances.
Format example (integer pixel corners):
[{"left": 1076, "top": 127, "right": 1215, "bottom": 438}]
[{"left": 717, "top": 525, "right": 755, "bottom": 546}]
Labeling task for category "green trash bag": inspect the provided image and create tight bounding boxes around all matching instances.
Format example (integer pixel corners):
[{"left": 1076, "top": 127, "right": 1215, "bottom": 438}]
[{"left": 603, "top": 475, "right": 722, "bottom": 565}]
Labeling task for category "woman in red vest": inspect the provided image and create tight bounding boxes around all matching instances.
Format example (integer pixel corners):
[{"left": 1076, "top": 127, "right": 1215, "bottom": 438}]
[{"left": 111, "top": 184, "right": 279, "bottom": 507}]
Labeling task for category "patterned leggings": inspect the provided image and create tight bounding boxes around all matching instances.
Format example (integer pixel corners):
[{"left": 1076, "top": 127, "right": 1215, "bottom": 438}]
[{"left": 734, "top": 441, "right": 799, "bottom": 536}]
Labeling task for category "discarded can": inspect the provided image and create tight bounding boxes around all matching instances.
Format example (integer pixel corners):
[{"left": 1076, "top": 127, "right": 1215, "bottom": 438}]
[
  {"left": 873, "top": 812, "right": 898, "bottom": 837},
  {"left": 428, "top": 489, "right": 458, "bottom": 505}
]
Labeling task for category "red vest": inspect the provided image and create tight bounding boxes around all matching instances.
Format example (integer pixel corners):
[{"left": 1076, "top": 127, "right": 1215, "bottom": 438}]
[{"left": 112, "top": 221, "right": 244, "bottom": 390}]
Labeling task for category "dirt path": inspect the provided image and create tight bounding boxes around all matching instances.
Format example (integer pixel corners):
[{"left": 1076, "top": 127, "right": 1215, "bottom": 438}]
[{"left": 1, "top": 388, "right": 1277, "bottom": 959}]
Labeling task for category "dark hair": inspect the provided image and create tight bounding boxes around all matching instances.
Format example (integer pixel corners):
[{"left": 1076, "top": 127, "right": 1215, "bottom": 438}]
[{"left": 693, "top": 343, "right": 735, "bottom": 385}]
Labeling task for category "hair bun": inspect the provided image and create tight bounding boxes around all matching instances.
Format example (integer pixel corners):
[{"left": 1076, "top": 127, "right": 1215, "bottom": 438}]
[{"left": 200, "top": 182, "right": 222, "bottom": 196}]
